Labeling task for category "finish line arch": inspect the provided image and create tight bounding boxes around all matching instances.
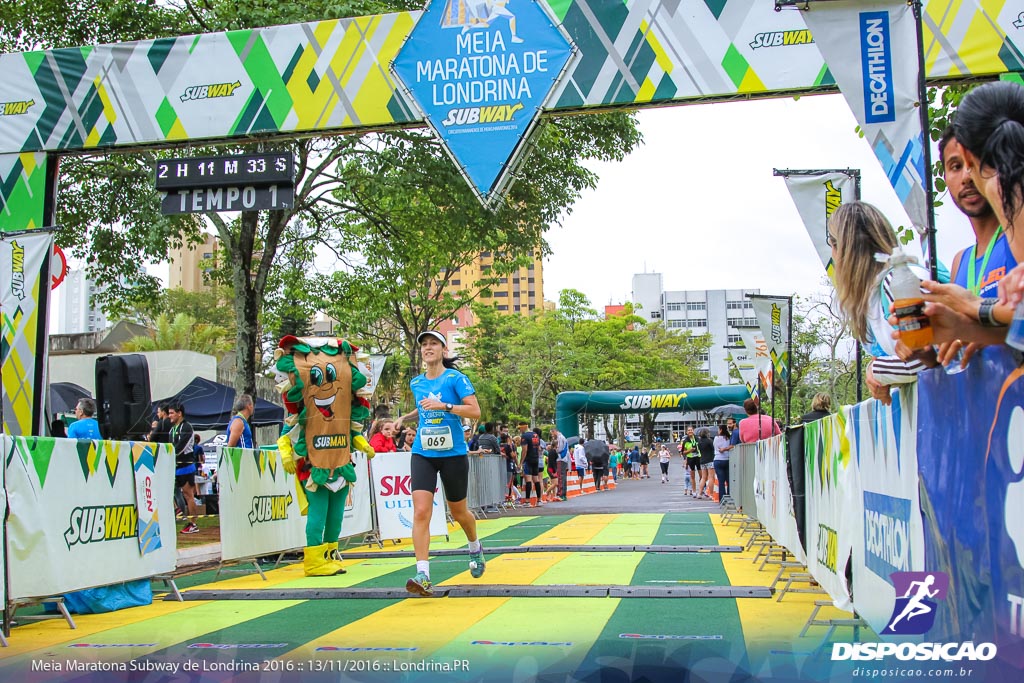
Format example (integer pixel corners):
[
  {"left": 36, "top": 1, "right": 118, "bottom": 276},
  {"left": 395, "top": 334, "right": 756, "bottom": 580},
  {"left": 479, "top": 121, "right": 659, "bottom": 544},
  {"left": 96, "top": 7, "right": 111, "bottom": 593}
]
[
  {"left": 555, "top": 385, "right": 751, "bottom": 440},
  {"left": 0, "top": 1, "right": 1016, "bottom": 434}
]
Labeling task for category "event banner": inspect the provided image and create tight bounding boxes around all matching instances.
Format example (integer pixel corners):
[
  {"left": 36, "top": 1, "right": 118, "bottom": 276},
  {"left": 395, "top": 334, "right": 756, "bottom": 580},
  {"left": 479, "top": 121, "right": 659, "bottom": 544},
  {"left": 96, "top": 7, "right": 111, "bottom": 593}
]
[
  {"left": 218, "top": 446, "right": 304, "bottom": 562},
  {"left": 918, "top": 348, "right": 1024, "bottom": 673},
  {"left": 750, "top": 295, "right": 790, "bottom": 384},
  {"left": 342, "top": 449, "right": 374, "bottom": 539},
  {"left": 802, "top": 411, "right": 858, "bottom": 610},
  {"left": 779, "top": 170, "right": 857, "bottom": 277},
  {"left": 370, "top": 452, "right": 448, "bottom": 542},
  {"left": 736, "top": 327, "right": 774, "bottom": 400},
  {"left": 0, "top": 436, "right": 6, "bottom": 606},
  {"left": 801, "top": 1, "right": 929, "bottom": 239},
  {"left": 132, "top": 444, "right": 164, "bottom": 556},
  {"left": 847, "top": 384, "right": 925, "bottom": 635},
  {"left": 4, "top": 437, "right": 176, "bottom": 600},
  {"left": 1, "top": 230, "right": 50, "bottom": 436},
  {"left": 752, "top": 434, "right": 806, "bottom": 563},
  {"left": 725, "top": 346, "right": 758, "bottom": 399}
]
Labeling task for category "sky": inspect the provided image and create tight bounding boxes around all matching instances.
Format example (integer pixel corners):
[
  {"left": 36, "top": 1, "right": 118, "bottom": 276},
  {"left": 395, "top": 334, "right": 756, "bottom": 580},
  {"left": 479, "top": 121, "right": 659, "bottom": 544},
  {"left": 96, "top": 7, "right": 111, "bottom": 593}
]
[{"left": 542, "top": 93, "right": 973, "bottom": 309}]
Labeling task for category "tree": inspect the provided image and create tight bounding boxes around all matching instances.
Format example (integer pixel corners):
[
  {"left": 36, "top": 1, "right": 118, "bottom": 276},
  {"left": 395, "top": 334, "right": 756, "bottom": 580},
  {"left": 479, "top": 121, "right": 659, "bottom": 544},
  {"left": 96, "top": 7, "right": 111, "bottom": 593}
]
[
  {"left": 121, "top": 313, "right": 232, "bottom": 356},
  {"left": 3, "top": 1, "right": 641, "bottom": 399}
]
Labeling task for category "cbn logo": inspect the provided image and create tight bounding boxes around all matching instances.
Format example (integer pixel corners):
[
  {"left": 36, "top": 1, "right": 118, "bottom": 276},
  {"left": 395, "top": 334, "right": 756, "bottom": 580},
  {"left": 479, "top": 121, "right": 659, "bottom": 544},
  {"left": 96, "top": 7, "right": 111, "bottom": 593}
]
[
  {"left": 442, "top": 102, "right": 524, "bottom": 126},
  {"left": 180, "top": 81, "right": 242, "bottom": 103},
  {"left": 0, "top": 99, "right": 35, "bottom": 116},
  {"left": 64, "top": 505, "right": 138, "bottom": 549},
  {"left": 749, "top": 30, "right": 813, "bottom": 49}
]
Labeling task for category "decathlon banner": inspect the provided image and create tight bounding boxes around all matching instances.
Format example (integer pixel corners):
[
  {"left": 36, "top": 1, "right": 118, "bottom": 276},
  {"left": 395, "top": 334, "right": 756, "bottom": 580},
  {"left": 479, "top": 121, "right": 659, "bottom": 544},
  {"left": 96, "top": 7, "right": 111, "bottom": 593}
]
[
  {"left": 802, "top": 412, "right": 859, "bottom": 611},
  {"left": 1, "top": 230, "right": 50, "bottom": 436},
  {"left": 342, "top": 450, "right": 374, "bottom": 539},
  {"left": 4, "top": 437, "right": 176, "bottom": 600},
  {"left": 218, "top": 446, "right": 304, "bottom": 562},
  {"left": 801, "top": 1, "right": 929, "bottom": 237},
  {"left": 752, "top": 434, "right": 807, "bottom": 564},
  {"left": 370, "top": 452, "right": 448, "bottom": 542},
  {"left": 736, "top": 327, "right": 774, "bottom": 400},
  {"left": 750, "top": 296, "right": 790, "bottom": 384},
  {"left": 847, "top": 385, "right": 924, "bottom": 634},
  {"left": 917, "top": 347, "right": 1024, "bottom": 671},
  {"left": 780, "top": 171, "right": 857, "bottom": 277}
]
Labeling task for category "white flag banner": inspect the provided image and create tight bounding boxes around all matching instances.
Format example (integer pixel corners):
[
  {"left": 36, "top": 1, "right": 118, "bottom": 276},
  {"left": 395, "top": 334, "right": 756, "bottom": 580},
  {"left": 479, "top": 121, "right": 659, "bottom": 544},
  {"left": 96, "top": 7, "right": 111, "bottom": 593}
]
[
  {"left": 750, "top": 296, "right": 790, "bottom": 383},
  {"left": 736, "top": 327, "right": 774, "bottom": 400},
  {"left": 726, "top": 347, "right": 758, "bottom": 399},
  {"left": 1, "top": 231, "right": 51, "bottom": 436},
  {"left": 780, "top": 171, "right": 857, "bottom": 277},
  {"left": 801, "top": 1, "right": 928, "bottom": 235}
]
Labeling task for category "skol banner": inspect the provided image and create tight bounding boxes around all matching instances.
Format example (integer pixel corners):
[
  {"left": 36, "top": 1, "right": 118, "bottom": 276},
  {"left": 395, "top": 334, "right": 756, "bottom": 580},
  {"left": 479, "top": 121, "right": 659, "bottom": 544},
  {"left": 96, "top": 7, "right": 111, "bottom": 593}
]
[
  {"left": 847, "top": 385, "right": 925, "bottom": 635},
  {"left": 1, "top": 230, "right": 50, "bottom": 436},
  {"left": 737, "top": 326, "right": 774, "bottom": 400},
  {"left": 752, "top": 434, "right": 806, "bottom": 564},
  {"left": 918, "top": 348, "right": 1024, "bottom": 673},
  {"left": 750, "top": 295, "right": 791, "bottom": 384},
  {"left": 4, "top": 437, "right": 176, "bottom": 600},
  {"left": 779, "top": 171, "right": 857, "bottom": 277},
  {"left": 801, "top": 1, "right": 929, "bottom": 239},
  {"left": 370, "top": 452, "right": 448, "bottom": 542},
  {"left": 218, "top": 446, "right": 304, "bottom": 562},
  {"left": 342, "top": 450, "right": 374, "bottom": 539},
  {"left": 802, "top": 411, "right": 858, "bottom": 611}
]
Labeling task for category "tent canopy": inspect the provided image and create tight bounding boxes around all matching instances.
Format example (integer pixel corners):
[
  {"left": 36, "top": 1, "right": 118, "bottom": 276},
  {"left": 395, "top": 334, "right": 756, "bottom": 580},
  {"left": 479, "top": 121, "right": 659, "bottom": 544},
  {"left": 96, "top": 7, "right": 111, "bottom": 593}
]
[
  {"left": 50, "top": 382, "right": 92, "bottom": 415},
  {"left": 153, "top": 376, "right": 283, "bottom": 429}
]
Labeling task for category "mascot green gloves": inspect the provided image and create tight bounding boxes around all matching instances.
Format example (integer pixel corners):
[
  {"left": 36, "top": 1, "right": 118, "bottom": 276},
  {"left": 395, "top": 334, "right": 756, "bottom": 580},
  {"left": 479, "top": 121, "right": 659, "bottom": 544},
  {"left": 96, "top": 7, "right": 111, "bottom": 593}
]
[{"left": 274, "top": 336, "right": 375, "bottom": 576}]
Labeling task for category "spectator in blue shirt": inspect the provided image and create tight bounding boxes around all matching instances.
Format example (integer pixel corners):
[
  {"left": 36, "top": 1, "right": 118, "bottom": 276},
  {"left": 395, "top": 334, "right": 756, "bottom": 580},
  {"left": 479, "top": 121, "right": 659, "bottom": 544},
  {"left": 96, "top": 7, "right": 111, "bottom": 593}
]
[
  {"left": 727, "top": 417, "right": 741, "bottom": 446},
  {"left": 67, "top": 399, "right": 101, "bottom": 439}
]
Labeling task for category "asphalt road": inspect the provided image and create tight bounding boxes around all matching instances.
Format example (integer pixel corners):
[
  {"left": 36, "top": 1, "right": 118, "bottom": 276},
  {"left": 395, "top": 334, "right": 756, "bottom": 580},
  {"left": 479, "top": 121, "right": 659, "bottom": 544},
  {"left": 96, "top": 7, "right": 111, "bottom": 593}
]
[{"left": 500, "top": 460, "right": 725, "bottom": 516}]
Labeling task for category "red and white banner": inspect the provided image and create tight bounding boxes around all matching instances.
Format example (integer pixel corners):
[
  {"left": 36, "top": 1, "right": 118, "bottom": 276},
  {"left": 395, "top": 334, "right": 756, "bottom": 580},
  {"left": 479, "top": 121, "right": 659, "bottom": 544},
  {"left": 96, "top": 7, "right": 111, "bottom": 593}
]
[{"left": 370, "top": 452, "right": 447, "bottom": 542}]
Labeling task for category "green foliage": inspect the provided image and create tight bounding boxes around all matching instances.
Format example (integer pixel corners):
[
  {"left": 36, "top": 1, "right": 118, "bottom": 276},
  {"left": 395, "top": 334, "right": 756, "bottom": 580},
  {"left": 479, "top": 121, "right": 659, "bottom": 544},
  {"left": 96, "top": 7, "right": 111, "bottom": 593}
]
[
  {"left": 120, "top": 313, "right": 232, "bottom": 356},
  {"left": 460, "top": 290, "right": 711, "bottom": 428}
]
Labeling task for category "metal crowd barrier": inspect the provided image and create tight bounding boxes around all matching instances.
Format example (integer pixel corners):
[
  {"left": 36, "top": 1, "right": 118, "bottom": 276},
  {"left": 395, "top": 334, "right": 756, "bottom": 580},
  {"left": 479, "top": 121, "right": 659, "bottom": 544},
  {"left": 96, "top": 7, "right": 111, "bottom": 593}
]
[{"left": 467, "top": 454, "right": 505, "bottom": 515}]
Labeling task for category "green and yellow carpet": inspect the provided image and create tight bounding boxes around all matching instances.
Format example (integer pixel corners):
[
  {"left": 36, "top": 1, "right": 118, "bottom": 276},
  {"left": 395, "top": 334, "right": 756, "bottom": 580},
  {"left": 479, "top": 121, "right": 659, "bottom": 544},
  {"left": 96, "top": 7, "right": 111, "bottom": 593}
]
[{"left": 1, "top": 513, "right": 860, "bottom": 682}]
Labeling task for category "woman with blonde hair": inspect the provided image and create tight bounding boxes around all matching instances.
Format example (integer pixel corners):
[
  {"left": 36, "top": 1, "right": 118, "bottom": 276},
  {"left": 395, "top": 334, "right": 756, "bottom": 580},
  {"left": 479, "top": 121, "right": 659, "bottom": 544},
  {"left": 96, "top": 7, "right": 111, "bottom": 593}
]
[{"left": 828, "top": 201, "right": 934, "bottom": 404}]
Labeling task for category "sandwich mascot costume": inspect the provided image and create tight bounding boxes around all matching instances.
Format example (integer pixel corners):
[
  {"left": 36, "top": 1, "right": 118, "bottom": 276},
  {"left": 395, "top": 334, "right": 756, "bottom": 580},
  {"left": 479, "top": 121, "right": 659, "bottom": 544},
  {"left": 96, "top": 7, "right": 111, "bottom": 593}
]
[{"left": 274, "top": 336, "right": 375, "bottom": 576}]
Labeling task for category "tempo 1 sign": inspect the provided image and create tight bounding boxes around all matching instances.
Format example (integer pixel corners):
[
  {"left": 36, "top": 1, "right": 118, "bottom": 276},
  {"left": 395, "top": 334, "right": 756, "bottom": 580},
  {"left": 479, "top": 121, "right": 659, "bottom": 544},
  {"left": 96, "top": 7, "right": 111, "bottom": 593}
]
[{"left": 160, "top": 185, "right": 294, "bottom": 215}]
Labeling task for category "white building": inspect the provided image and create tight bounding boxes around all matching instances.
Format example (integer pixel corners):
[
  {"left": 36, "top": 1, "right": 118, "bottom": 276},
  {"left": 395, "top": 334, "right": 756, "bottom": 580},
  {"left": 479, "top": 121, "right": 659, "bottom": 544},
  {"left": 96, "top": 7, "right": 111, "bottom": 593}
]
[
  {"left": 51, "top": 269, "right": 107, "bottom": 335},
  {"left": 632, "top": 273, "right": 759, "bottom": 384},
  {"left": 623, "top": 273, "right": 758, "bottom": 441}
]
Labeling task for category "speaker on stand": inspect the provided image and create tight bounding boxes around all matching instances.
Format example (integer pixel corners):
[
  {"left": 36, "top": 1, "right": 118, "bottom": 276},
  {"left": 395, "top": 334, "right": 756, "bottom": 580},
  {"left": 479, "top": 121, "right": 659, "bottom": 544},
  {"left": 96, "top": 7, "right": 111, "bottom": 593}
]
[{"left": 95, "top": 354, "right": 152, "bottom": 441}]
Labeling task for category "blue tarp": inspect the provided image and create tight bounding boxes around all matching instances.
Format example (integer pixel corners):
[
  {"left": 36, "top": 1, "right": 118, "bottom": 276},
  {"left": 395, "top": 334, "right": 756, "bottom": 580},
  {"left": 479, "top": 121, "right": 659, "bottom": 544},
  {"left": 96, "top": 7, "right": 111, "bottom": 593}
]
[{"left": 152, "top": 376, "right": 283, "bottom": 429}]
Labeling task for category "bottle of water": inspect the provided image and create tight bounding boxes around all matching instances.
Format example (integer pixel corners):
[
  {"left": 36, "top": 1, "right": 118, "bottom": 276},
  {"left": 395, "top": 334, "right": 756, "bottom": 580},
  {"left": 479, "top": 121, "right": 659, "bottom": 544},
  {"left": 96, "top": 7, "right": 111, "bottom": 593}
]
[{"left": 889, "top": 248, "right": 934, "bottom": 351}]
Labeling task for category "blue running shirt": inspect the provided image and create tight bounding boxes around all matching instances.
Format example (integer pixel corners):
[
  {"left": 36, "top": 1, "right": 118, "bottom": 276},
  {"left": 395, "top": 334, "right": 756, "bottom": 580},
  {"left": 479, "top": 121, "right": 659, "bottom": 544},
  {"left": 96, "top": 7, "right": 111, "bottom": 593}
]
[{"left": 410, "top": 368, "right": 476, "bottom": 458}]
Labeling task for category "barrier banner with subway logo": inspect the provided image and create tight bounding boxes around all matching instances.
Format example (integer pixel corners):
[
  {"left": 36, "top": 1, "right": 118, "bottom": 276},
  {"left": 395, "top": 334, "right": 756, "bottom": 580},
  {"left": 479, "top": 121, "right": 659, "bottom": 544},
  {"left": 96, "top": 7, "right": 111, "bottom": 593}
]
[
  {"left": 918, "top": 348, "right": 1024, "bottom": 672},
  {"left": 752, "top": 434, "right": 806, "bottom": 564},
  {"left": 218, "top": 446, "right": 304, "bottom": 562},
  {"left": 801, "top": 1, "right": 929, "bottom": 238},
  {"left": 1, "top": 230, "right": 50, "bottom": 436},
  {"left": 847, "top": 384, "right": 925, "bottom": 634},
  {"left": 3, "top": 436, "right": 175, "bottom": 600},
  {"left": 803, "top": 411, "right": 859, "bottom": 611},
  {"left": 370, "top": 451, "right": 447, "bottom": 542}
]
